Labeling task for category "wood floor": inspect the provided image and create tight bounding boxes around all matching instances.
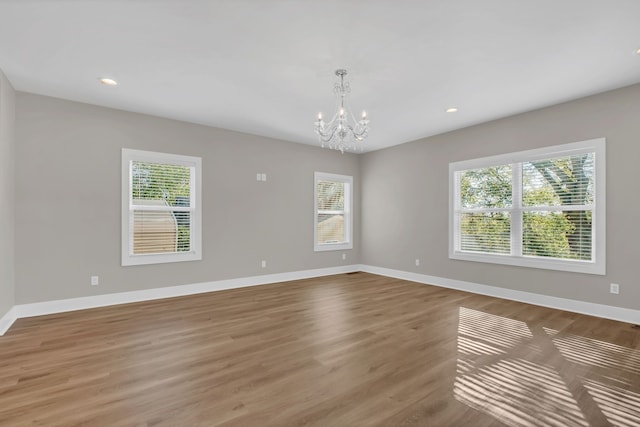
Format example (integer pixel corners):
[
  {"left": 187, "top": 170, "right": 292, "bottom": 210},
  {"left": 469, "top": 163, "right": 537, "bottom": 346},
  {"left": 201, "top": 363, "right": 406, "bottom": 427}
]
[{"left": 1, "top": 273, "right": 640, "bottom": 426}]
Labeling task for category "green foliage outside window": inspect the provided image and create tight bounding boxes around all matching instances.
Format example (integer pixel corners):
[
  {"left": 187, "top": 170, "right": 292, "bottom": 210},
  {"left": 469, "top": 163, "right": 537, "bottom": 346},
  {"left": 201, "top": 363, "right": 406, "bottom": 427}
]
[
  {"left": 459, "top": 154, "right": 593, "bottom": 260},
  {"left": 460, "top": 212, "right": 511, "bottom": 254},
  {"left": 132, "top": 162, "right": 191, "bottom": 205}
]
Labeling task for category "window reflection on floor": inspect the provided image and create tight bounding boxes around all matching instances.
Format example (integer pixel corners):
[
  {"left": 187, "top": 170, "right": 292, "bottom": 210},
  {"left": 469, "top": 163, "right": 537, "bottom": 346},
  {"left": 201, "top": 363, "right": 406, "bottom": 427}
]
[{"left": 454, "top": 307, "right": 640, "bottom": 427}]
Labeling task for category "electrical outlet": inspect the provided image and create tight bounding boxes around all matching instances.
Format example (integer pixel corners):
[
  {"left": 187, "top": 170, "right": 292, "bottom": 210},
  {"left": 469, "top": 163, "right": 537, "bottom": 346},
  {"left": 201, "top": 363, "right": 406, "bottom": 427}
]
[
  {"left": 610, "top": 283, "right": 620, "bottom": 294},
  {"left": 342, "top": 253, "right": 346, "bottom": 260},
  {"left": 415, "top": 259, "right": 420, "bottom": 266},
  {"left": 261, "top": 173, "right": 267, "bottom": 181},
  {"left": 256, "top": 173, "right": 262, "bottom": 181},
  {"left": 261, "top": 260, "right": 267, "bottom": 268},
  {"left": 91, "top": 276, "right": 99, "bottom": 286}
]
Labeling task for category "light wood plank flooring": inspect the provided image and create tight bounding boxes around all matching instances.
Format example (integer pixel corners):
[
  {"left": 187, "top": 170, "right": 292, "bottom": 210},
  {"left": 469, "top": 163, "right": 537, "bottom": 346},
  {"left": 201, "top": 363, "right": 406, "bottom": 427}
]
[{"left": 1, "top": 272, "right": 640, "bottom": 426}]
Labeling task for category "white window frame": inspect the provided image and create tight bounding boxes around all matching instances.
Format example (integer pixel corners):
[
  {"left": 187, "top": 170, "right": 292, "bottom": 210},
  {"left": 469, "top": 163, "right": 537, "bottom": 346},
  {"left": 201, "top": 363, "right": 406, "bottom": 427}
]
[
  {"left": 314, "top": 172, "right": 353, "bottom": 252},
  {"left": 449, "top": 138, "right": 605, "bottom": 275},
  {"left": 121, "top": 148, "right": 202, "bottom": 266}
]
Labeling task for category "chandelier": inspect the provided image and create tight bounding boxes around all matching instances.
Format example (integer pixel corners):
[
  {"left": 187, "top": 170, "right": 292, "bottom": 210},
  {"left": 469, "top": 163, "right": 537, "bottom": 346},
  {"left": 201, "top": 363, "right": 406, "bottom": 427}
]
[{"left": 314, "top": 69, "right": 369, "bottom": 153}]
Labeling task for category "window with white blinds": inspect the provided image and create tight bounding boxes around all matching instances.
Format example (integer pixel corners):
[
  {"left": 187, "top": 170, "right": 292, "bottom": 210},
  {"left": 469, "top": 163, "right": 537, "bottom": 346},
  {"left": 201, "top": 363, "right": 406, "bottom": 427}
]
[
  {"left": 314, "top": 172, "right": 353, "bottom": 251},
  {"left": 122, "top": 149, "right": 202, "bottom": 266},
  {"left": 449, "top": 138, "right": 605, "bottom": 275}
]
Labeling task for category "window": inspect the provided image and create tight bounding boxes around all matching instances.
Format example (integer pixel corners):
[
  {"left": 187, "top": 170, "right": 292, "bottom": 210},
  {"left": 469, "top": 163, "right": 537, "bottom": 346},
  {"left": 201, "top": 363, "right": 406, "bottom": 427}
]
[
  {"left": 122, "top": 149, "right": 202, "bottom": 266},
  {"left": 449, "top": 138, "right": 605, "bottom": 275},
  {"left": 314, "top": 172, "right": 353, "bottom": 251}
]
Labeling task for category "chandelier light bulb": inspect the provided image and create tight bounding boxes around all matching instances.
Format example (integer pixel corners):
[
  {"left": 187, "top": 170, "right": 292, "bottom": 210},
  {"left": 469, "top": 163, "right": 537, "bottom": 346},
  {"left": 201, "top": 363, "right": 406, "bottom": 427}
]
[
  {"left": 339, "top": 107, "right": 345, "bottom": 117},
  {"left": 318, "top": 112, "right": 323, "bottom": 120},
  {"left": 362, "top": 111, "right": 367, "bottom": 119}
]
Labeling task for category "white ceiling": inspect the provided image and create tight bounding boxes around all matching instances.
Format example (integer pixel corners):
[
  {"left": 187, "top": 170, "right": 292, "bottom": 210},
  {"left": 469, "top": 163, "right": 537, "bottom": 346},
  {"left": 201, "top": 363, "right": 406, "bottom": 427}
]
[{"left": 1, "top": 0, "right": 640, "bottom": 152}]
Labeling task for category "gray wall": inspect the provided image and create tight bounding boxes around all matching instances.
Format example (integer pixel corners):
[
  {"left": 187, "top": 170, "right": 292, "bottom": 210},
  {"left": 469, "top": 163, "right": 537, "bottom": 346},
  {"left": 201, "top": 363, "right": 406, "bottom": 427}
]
[
  {"left": 15, "top": 93, "right": 360, "bottom": 304},
  {"left": 11, "top": 82, "right": 640, "bottom": 311},
  {"left": 361, "top": 83, "right": 640, "bottom": 310},
  {"left": 0, "top": 70, "right": 16, "bottom": 318}
]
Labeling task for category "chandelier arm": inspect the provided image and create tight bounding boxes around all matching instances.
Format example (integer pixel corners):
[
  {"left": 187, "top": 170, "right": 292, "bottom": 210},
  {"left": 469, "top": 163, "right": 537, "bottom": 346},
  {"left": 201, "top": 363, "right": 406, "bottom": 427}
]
[
  {"left": 352, "top": 129, "right": 368, "bottom": 139},
  {"left": 343, "top": 122, "right": 368, "bottom": 138},
  {"left": 316, "top": 126, "right": 339, "bottom": 143}
]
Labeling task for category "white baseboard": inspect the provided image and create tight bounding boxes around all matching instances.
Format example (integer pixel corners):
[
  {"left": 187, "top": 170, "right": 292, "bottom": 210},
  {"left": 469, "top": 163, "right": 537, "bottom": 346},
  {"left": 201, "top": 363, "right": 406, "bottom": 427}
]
[
  {"left": 0, "top": 265, "right": 359, "bottom": 335},
  {"left": 359, "top": 264, "right": 640, "bottom": 325},
  {"left": 3, "top": 263, "right": 639, "bottom": 337},
  {"left": 0, "top": 306, "right": 17, "bottom": 336}
]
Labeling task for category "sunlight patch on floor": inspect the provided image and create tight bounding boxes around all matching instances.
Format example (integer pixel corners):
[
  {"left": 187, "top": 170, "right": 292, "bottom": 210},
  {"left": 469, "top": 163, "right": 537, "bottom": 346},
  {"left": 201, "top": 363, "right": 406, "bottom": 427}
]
[
  {"left": 455, "top": 307, "right": 640, "bottom": 427},
  {"left": 545, "top": 327, "right": 640, "bottom": 375}
]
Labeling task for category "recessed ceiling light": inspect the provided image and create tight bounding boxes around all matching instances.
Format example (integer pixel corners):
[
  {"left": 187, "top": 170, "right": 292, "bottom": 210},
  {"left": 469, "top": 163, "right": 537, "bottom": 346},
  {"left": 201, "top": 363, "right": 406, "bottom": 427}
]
[
  {"left": 446, "top": 107, "right": 458, "bottom": 113},
  {"left": 636, "top": 48, "right": 640, "bottom": 56},
  {"left": 99, "top": 77, "right": 118, "bottom": 86}
]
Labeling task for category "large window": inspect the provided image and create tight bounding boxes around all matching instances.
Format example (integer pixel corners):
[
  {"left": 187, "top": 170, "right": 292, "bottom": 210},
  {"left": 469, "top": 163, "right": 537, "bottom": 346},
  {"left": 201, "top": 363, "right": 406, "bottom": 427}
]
[
  {"left": 122, "top": 149, "right": 202, "bottom": 266},
  {"left": 314, "top": 172, "right": 353, "bottom": 251},
  {"left": 449, "top": 138, "right": 605, "bottom": 275}
]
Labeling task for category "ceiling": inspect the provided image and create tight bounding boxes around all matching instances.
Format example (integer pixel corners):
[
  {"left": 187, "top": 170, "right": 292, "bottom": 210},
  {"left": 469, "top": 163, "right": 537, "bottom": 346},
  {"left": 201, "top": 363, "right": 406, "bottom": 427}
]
[{"left": 1, "top": 0, "right": 640, "bottom": 152}]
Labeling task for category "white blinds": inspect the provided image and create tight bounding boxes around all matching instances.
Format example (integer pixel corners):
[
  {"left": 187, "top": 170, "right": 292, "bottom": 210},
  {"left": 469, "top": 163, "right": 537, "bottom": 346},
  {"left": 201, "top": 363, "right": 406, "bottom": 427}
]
[
  {"left": 317, "top": 180, "right": 345, "bottom": 211},
  {"left": 130, "top": 161, "right": 193, "bottom": 255},
  {"left": 457, "top": 165, "right": 512, "bottom": 255},
  {"left": 460, "top": 165, "right": 512, "bottom": 209},
  {"left": 522, "top": 154, "right": 594, "bottom": 207},
  {"left": 317, "top": 179, "right": 346, "bottom": 245},
  {"left": 455, "top": 152, "right": 595, "bottom": 261},
  {"left": 521, "top": 153, "right": 594, "bottom": 260},
  {"left": 459, "top": 212, "right": 511, "bottom": 254},
  {"left": 131, "top": 161, "right": 191, "bottom": 208}
]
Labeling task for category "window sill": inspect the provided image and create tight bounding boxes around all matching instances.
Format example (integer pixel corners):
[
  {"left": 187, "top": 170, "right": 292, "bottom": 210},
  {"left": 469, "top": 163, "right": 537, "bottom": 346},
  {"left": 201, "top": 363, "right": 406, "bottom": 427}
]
[
  {"left": 449, "top": 250, "right": 605, "bottom": 275},
  {"left": 122, "top": 251, "right": 202, "bottom": 267},
  {"left": 315, "top": 242, "right": 353, "bottom": 252}
]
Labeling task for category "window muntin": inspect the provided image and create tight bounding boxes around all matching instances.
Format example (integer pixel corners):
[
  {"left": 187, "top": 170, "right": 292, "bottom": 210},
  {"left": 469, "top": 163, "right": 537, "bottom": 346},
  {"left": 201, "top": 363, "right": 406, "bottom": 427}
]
[
  {"left": 122, "top": 149, "right": 202, "bottom": 266},
  {"left": 450, "top": 139, "right": 605, "bottom": 275},
  {"left": 314, "top": 172, "right": 353, "bottom": 251}
]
